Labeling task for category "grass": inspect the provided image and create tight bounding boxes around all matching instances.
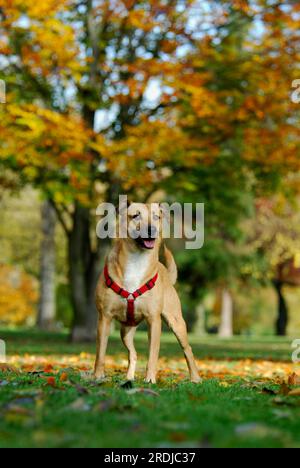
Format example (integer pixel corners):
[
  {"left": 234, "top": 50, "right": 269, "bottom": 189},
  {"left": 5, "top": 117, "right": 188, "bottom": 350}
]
[{"left": 0, "top": 328, "right": 299, "bottom": 448}]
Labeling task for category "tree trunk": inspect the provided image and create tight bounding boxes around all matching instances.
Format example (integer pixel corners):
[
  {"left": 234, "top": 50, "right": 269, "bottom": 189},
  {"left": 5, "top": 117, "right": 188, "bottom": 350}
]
[
  {"left": 218, "top": 289, "right": 233, "bottom": 338},
  {"left": 193, "top": 302, "right": 207, "bottom": 336},
  {"left": 273, "top": 281, "right": 288, "bottom": 336},
  {"left": 69, "top": 203, "right": 110, "bottom": 342},
  {"left": 37, "top": 200, "right": 56, "bottom": 330}
]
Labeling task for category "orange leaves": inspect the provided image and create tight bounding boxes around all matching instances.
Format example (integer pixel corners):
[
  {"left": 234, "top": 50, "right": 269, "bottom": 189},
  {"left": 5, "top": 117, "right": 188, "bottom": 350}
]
[
  {"left": 103, "top": 119, "right": 201, "bottom": 190},
  {"left": 3, "top": 352, "right": 300, "bottom": 389},
  {"left": 26, "top": 18, "right": 81, "bottom": 77},
  {"left": 0, "top": 265, "right": 38, "bottom": 325},
  {"left": 0, "top": 364, "right": 19, "bottom": 374},
  {"left": 43, "top": 364, "right": 54, "bottom": 373},
  {"left": 1, "top": 0, "right": 299, "bottom": 208},
  {"left": 171, "top": 1, "right": 300, "bottom": 179},
  {"left": 59, "top": 372, "right": 68, "bottom": 382},
  {"left": 2, "top": 0, "right": 70, "bottom": 20},
  {"left": 127, "top": 10, "right": 156, "bottom": 32},
  {"left": 0, "top": 38, "right": 12, "bottom": 56},
  {"left": 288, "top": 388, "right": 300, "bottom": 397},
  {"left": 1, "top": 0, "right": 81, "bottom": 78},
  {"left": 1, "top": 100, "right": 96, "bottom": 201},
  {"left": 46, "top": 376, "right": 56, "bottom": 387},
  {"left": 288, "top": 373, "right": 300, "bottom": 387},
  {"left": 231, "top": 0, "right": 251, "bottom": 14}
]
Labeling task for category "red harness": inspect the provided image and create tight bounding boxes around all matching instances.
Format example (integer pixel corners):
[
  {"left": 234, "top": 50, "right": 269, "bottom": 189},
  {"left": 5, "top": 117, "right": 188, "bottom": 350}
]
[{"left": 104, "top": 264, "right": 158, "bottom": 326}]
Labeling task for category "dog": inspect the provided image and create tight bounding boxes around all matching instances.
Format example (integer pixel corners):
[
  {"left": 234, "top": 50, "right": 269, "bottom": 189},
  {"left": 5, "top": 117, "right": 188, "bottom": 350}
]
[{"left": 94, "top": 202, "right": 201, "bottom": 383}]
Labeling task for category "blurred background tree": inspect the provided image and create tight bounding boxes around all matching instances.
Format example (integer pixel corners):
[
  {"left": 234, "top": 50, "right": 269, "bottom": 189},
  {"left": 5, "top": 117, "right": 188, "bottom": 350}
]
[{"left": 0, "top": 0, "right": 300, "bottom": 339}]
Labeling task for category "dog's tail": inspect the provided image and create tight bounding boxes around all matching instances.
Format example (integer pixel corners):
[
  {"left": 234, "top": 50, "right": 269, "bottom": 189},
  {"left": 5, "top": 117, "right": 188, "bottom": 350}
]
[{"left": 163, "top": 244, "right": 177, "bottom": 285}]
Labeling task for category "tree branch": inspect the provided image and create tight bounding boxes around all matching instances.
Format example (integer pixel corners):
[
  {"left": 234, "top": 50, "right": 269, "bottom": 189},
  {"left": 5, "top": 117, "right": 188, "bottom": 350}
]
[{"left": 49, "top": 199, "right": 72, "bottom": 237}]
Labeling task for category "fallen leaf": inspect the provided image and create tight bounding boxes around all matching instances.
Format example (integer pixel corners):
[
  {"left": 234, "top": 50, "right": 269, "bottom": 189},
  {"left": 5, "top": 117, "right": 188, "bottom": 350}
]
[
  {"left": 288, "top": 388, "right": 300, "bottom": 396},
  {"left": 279, "top": 382, "right": 291, "bottom": 396},
  {"left": 0, "top": 364, "right": 19, "bottom": 374},
  {"left": 69, "top": 398, "right": 91, "bottom": 412},
  {"left": 3, "top": 403, "right": 34, "bottom": 425},
  {"left": 288, "top": 373, "right": 300, "bottom": 386},
  {"left": 95, "top": 399, "right": 115, "bottom": 412},
  {"left": 59, "top": 373, "right": 68, "bottom": 382},
  {"left": 46, "top": 377, "right": 56, "bottom": 387},
  {"left": 188, "top": 393, "right": 206, "bottom": 402},
  {"left": 74, "top": 383, "right": 89, "bottom": 395},
  {"left": 219, "top": 381, "right": 230, "bottom": 388},
  {"left": 126, "top": 388, "right": 159, "bottom": 397},
  {"left": 169, "top": 432, "right": 187, "bottom": 442}
]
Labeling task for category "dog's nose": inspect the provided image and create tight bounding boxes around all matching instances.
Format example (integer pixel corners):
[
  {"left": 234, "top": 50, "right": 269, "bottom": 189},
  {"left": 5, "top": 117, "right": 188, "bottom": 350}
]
[{"left": 148, "top": 225, "right": 157, "bottom": 238}]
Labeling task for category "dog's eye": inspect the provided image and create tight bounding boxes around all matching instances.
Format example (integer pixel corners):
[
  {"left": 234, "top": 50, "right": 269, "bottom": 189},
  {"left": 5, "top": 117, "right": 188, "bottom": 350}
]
[
  {"left": 152, "top": 214, "right": 160, "bottom": 221},
  {"left": 132, "top": 213, "right": 141, "bottom": 220}
]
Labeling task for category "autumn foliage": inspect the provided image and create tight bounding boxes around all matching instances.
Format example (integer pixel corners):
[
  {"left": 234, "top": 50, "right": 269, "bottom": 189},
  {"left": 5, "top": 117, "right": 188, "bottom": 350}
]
[
  {"left": 0, "top": 265, "right": 38, "bottom": 325},
  {"left": 1, "top": 0, "right": 300, "bottom": 334}
]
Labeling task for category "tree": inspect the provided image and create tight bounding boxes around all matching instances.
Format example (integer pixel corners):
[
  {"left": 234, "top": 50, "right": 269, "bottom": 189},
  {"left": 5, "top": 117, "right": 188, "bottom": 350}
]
[
  {"left": 161, "top": 0, "right": 300, "bottom": 332},
  {"left": 1, "top": 0, "right": 300, "bottom": 339},
  {"left": 218, "top": 289, "right": 233, "bottom": 338},
  {"left": 0, "top": 0, "right": 198, "bottom": 340},
  {"left": 248, "top": 192, "right": 300, "bottom": 335},
  {"left": 37, "top": 200, "right": 57, "bottom": 330},
  {"left": 0, "top": 265, "right": 38, "bottom": 325}
]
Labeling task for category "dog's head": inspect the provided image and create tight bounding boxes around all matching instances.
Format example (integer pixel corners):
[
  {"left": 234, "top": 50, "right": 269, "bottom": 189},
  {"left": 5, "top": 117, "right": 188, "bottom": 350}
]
[{"left": 119, "top": 201, "right": 166, "bottom": 251}]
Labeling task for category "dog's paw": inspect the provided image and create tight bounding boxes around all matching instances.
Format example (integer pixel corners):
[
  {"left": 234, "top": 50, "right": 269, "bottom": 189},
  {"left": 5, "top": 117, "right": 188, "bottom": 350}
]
[
  {"left": 80, "top": 370, "right": 94, "bottom": 381},
  {"left": 144, "top": 376, "right": 157, "bottom": 384},
  {"left": 94, "top": 372, "right": 106, "bottom": 382},
  {"left": 191, "top": 375, "right": 202, "bottom": 384}
]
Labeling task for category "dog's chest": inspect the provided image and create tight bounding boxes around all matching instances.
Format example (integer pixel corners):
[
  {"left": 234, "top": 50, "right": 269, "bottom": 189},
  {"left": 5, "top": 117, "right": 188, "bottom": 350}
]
[{"left": 123, "top": 253, "right": 150, "bottom": 293}]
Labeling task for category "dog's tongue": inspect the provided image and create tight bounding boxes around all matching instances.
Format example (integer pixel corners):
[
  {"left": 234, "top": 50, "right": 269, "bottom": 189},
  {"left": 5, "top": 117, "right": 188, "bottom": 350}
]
[{"left": 143, "top": 239, "right": 155, "bottom": 249}]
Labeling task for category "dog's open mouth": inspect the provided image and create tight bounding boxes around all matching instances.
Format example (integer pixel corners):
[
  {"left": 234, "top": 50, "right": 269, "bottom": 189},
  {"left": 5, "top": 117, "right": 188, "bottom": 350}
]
[{"left": 136, "top": 238, "right": 156, "bottom": 249}]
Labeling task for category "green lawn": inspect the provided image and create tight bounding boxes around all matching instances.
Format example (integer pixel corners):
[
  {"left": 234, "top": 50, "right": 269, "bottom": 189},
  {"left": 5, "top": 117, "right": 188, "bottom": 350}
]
[{"left": 0, "top": 329, "right": 299, "bottom": 448}]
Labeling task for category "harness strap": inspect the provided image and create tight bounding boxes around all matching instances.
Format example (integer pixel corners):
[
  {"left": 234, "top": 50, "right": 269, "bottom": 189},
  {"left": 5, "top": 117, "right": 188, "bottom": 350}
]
[{"left": 104, "top": 264, "right": 158, "bottom": 326}]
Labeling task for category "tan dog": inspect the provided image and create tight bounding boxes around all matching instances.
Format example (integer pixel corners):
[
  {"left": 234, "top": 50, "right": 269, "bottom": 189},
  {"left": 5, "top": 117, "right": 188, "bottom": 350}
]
[{"left": 94, "top": 202, "right": 200, "bottom": 383}]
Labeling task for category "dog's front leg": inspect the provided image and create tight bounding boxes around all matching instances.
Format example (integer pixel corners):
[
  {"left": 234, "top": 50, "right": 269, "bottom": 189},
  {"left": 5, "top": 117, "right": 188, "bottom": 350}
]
[
  {"left": 145, "top": 317, "right": 161, "bottom": 384},
  {"left": 94, "top": 315, "right": 111, "bottom": 379}
]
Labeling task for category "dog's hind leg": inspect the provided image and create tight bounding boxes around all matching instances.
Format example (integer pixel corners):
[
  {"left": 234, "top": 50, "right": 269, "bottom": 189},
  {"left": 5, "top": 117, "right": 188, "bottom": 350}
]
[
  {"left": 121, "top": 325, "right": 138, "bottom": 381},
  {"left": 94, "top": 315, "right": 112, "bottom": 379},
  {"left": 162, "top": 294, "right": 201, "bottom": 383},
  {"left": 145, "top": 317, "right": 161, "bottom": 384}
]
